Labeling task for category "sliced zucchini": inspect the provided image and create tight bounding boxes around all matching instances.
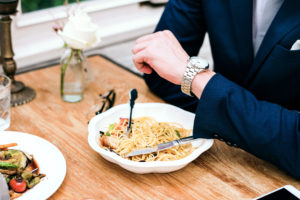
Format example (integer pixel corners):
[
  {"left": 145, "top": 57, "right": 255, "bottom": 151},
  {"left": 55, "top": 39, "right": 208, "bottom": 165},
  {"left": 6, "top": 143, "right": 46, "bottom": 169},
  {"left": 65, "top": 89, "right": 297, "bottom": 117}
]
[{"left": 0, "top": 149, "right": 29, "bottom": 175}]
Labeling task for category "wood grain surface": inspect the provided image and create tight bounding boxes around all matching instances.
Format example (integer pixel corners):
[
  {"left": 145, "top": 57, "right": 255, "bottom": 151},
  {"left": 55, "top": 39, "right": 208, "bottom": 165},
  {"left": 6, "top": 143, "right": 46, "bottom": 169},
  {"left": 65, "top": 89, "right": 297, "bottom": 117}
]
[{"left": 7, "top": 55, "right": 300, "bottom": 200}]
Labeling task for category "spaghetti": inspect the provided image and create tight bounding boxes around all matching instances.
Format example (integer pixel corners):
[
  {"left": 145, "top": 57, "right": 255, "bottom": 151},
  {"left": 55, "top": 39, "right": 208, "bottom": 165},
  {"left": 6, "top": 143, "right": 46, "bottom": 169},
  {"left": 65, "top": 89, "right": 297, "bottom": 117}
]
[{"left": 99, "top": 117, "right": 194, "bottom": 161}]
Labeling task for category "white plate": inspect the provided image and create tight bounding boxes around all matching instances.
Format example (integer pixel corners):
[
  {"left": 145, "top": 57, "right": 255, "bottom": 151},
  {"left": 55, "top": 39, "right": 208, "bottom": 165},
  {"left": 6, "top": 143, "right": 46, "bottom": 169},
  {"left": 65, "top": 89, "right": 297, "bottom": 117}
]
[
  {"left": 0, "top": 131, "right": 66, "bottom": 200},
  {"left": 88, "top": 103, "right": 214, "bottom": 174}
]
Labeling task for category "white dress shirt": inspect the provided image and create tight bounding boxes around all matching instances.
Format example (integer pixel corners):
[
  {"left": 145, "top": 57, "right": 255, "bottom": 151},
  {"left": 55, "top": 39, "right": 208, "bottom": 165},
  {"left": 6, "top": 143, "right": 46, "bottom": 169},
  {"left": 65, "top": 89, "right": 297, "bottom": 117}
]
[{"left": 252, "top": 0, "right": 284, "bottom": 55}]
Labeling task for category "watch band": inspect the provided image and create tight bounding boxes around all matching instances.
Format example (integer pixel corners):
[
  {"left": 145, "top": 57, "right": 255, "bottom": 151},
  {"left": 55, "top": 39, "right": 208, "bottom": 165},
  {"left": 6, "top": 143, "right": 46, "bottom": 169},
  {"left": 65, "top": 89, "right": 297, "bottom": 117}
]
[{"left": 181, "top": 57, "right": 208, "bottom": 96}]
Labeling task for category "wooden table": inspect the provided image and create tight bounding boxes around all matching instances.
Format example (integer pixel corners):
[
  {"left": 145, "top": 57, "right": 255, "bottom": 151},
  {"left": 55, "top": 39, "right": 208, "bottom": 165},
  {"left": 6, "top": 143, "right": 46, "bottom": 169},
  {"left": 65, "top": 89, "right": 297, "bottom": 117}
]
[{"left": 8, "top": 55, "right": 300, "bottom": 200}]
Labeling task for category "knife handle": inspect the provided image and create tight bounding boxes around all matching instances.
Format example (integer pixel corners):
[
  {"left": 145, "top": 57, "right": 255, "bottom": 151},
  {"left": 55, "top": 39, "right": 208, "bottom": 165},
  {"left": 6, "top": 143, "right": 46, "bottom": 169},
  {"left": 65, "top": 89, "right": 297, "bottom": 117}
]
[
  {"left": 178, "top": 136, "right": 194, "bottom": 143},
  {"left": 158, "top": 136, "right": 195, "bottom": 150}
]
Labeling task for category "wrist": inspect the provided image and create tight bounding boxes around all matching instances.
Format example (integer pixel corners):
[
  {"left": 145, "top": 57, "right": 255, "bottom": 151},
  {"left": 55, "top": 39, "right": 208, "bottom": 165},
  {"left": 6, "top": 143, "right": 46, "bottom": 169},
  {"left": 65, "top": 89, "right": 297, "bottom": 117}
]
[{"left": 191, "top": 70, "right": 215, "bottom": 99}]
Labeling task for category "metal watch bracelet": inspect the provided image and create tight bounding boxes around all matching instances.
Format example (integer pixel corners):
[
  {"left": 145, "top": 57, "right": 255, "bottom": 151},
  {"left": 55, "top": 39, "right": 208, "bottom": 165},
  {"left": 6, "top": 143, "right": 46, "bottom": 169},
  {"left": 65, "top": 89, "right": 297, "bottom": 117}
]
[
  {"left": 181, "top": 57, "right": 209, "bottom": 96},
  {"left": 181, "top": 62, "right": 197, "bottom": 96}
]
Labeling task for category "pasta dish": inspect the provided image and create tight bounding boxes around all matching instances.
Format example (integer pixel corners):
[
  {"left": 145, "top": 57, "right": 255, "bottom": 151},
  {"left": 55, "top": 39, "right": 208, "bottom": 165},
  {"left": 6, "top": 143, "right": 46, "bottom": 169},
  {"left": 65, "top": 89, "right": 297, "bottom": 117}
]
[{"left": 99, "top": 117, "right": 194, "bottom": 161}]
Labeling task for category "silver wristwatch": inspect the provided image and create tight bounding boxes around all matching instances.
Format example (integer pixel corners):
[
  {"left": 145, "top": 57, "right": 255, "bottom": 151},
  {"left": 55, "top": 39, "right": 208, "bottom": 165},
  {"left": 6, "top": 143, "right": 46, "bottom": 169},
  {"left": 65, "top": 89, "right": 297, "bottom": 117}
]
[{"left": 181, "top": 56, "right": 209, "bottom": 96}]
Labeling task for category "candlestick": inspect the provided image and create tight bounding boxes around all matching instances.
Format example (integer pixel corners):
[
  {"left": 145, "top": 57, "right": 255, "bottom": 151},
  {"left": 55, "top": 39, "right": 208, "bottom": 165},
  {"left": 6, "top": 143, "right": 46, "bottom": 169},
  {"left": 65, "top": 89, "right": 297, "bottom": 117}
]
[{"left": 0, "top": 0, "right": 35, "bottom": 106}]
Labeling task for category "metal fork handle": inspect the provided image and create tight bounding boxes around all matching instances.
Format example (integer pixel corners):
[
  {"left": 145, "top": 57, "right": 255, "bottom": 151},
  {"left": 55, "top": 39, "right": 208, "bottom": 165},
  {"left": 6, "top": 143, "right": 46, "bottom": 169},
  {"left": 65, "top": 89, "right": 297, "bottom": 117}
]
[{"left": 127, "top": 106, "right": 133, "bottom": 131}]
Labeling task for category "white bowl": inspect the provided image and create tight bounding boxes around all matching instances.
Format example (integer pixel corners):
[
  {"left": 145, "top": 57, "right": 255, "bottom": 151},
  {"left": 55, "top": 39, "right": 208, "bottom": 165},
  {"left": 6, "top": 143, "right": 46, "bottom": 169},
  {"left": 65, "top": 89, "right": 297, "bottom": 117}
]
[{"left": 88, "top": 103, "right": 213, "bottom": 174}]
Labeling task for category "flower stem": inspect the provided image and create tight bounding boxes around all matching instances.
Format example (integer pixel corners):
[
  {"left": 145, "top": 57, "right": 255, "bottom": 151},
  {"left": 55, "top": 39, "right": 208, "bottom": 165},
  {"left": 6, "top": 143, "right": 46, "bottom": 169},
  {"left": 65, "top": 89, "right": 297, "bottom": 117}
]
[
  {"left": 76, "top": 49, "right": 82, "bottom": 63},
  {"left": 61, "top": 48, "right": 74, "bottom": 96}
]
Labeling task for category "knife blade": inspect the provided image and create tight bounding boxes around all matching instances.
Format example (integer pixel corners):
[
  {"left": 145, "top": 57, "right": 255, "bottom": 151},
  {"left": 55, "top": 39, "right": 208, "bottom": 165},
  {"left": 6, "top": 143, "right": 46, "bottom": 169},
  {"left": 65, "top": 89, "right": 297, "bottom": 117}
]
[
  {"left": 0, "top": 173, "right": 10, "bottom": 200},
  {"left": 126, "top": 136, "right": 195, "bottom": 157}
]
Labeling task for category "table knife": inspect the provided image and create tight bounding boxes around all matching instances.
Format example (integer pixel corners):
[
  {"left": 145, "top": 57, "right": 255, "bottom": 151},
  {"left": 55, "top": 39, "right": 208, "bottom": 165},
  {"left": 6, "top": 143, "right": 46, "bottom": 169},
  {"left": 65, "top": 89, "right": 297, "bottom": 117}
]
[
  {"left": 0, "top": 173, "right": 10, "bottom": 200},
  {"left": 126, "top": 136, "right": 195, "bottom": 157}
]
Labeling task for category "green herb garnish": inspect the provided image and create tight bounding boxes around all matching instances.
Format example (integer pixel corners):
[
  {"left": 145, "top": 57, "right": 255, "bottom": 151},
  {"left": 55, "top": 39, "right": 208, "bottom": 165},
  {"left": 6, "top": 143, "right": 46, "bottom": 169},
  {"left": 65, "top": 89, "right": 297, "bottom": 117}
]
[
  {"left": 175, "top": 130, "right": 181, "bottom": 138},
  {"left": 108, "top": 124, "right": 115, "bottom": 133}
]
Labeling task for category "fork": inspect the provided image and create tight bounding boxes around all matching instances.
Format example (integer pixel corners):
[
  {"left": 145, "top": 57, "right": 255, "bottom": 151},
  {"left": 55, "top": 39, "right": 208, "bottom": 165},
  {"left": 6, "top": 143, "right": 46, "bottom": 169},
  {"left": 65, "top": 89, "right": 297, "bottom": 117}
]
[{"left": 125, "top": 89, "right": 138, "bottom": 136}]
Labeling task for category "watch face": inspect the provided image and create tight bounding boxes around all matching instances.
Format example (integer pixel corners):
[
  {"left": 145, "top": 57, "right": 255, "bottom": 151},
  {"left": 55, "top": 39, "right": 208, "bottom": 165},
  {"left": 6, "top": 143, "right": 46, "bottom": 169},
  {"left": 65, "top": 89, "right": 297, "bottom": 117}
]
[{"left": 190, "top": 57, "right": 209, "bottom": 69}]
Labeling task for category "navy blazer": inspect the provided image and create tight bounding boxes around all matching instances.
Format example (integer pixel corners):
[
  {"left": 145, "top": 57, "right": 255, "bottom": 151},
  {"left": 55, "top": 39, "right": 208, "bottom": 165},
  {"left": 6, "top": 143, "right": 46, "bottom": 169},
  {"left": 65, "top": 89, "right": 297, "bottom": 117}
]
[{"left": 144, "top": 0, "right": 300, "bottom": 179}]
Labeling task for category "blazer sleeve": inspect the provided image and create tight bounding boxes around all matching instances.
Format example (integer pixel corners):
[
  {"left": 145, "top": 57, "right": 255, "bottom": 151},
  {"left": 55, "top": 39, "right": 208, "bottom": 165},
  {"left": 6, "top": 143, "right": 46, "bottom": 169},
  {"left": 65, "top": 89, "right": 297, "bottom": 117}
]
[
  {"left": 193, "top": 73, "right": 300, "bottom": 179},
  {"left": 144, "top": 0, "right": 207, "bottom": 112}
]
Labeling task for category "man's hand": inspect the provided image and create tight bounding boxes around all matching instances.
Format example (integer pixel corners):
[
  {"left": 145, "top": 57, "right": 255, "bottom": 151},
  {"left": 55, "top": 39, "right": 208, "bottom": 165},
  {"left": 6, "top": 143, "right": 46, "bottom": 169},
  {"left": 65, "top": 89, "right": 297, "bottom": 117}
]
[
  {"left": 132, "top": 30, "right": 215, "bottom": 98},
  {"left": 132, "top": 30, "right": 189, "bottom": 85}
]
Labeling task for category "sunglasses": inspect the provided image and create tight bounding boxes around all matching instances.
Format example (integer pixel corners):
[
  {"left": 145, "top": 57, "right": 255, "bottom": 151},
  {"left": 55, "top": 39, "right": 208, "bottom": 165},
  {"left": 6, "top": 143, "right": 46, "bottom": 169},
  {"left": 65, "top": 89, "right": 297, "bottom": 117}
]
[{"left": 87, "top": 89, "right": 116, "bottom": 122}]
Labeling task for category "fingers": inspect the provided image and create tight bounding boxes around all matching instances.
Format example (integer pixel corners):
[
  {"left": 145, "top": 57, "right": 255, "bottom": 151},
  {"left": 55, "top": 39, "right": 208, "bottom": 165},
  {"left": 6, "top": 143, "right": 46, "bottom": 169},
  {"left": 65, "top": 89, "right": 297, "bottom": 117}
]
[
  {"left": 135, "top": 63, "right": 153, "bottom": 74},
  {"left": 132, "top": 51, "right": 153, "bottom": 74},
  {"left": 139, "top": 64, "right": 153, "bottom": 74},
  {"left": 132, "top": 39, "right": 152, "bottom": 74},
  {"left": 132, "top": 30, "right": 181, "bottom": 75},
  {"left": 133, "top": 36, "right": 154, "bottom": 74},
  {"left": 132, "top": 41, "right": 150, "bottom": 54}
]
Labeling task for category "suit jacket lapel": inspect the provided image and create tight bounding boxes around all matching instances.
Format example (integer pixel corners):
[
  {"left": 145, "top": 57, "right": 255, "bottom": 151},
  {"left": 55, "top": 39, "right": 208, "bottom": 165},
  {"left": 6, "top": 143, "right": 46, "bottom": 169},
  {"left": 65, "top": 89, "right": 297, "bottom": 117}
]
[
  {"left": 244, "top": 0, "right": 300, "bottom": 85},
  {"left": 229, "top": 0, "right": 254, "bottom": 79}
]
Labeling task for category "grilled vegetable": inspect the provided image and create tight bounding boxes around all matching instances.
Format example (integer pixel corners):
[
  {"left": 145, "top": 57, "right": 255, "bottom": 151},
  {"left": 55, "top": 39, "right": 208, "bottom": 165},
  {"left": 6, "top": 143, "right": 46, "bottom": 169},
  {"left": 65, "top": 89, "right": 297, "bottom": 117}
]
[
  {"left": 28, "top": 177, "right": 40, "bottom": 188},
  {"left": 0, "top": 143, "right": 17, "bottom": 150},
  {"left": 0, "top": 149, "right": 30, "bottom": 175},
  {"left": 0, "top": 162, "right": 18, "bottom": 169},
  {"left": 21, "top": 171, "right": 33, "bottom": 181}
]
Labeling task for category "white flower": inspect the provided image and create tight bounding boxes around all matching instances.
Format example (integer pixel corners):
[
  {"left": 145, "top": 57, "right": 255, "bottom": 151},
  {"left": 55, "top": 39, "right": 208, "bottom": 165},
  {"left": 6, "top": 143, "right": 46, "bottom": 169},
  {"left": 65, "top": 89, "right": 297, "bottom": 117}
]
[{"left": 58, "top": 9, "right": 101, "bottom": 50}]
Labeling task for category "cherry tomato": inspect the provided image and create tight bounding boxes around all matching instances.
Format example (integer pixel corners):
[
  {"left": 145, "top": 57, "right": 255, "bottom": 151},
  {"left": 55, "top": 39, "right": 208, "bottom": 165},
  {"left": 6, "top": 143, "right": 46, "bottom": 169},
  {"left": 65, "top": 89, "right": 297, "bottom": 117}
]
[
  {"left": 119, "top": 118, "right": 129, "bottom": 125},
  {"left": 9, "top": 177, "right": 27, "bottom": 193},
  {"left": 119, "top": 118, "right": 134, "bottom": 126}
]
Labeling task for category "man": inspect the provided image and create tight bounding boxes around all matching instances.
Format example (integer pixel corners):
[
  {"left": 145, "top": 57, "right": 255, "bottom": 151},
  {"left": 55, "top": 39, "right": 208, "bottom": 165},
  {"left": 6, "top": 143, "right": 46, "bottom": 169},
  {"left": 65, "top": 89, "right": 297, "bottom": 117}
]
[{"left": 132, "top": 0, "right": 300, "bottom": 179}]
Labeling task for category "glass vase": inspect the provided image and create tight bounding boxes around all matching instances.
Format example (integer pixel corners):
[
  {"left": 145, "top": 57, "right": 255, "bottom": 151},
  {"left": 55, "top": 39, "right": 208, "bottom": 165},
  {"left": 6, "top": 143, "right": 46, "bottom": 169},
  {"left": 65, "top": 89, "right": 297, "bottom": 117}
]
[{"left": 60, "top": 48, "right": 87, "bottom": 102}]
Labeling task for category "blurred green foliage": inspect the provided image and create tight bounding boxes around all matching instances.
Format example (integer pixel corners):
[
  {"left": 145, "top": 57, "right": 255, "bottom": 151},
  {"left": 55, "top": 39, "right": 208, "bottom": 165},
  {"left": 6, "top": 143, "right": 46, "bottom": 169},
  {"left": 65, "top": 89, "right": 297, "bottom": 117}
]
[{"left": 21, "top": 0, "right": 87, "bottom": 13}]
